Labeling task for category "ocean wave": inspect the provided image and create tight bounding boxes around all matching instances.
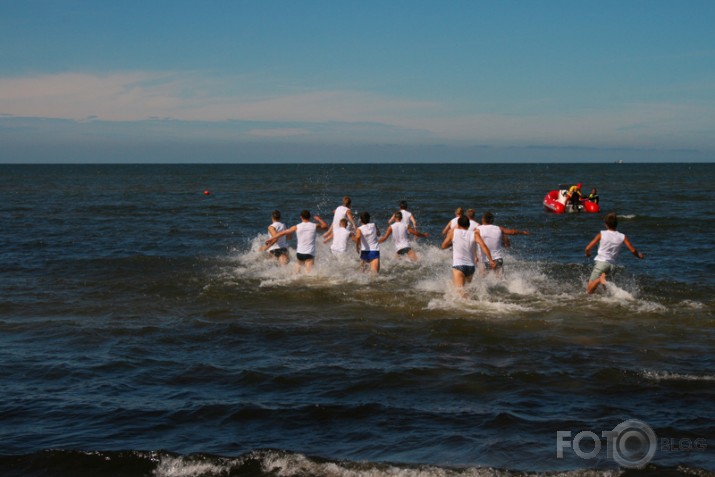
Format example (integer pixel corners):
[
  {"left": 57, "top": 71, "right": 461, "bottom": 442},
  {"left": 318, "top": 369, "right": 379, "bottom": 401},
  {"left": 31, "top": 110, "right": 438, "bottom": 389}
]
[
  {"left": 641, "top": 370, "right": 715, "bottom": 382},
  {"left": 2, "top": 449, "right": 714, "bottom": 477}
]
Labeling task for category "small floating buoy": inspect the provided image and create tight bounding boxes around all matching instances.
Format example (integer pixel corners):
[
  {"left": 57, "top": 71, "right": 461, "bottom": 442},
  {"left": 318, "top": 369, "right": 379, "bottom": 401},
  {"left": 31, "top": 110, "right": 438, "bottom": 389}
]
[{"left": 203, "top": 190, "right": 210, "bottom": 196}]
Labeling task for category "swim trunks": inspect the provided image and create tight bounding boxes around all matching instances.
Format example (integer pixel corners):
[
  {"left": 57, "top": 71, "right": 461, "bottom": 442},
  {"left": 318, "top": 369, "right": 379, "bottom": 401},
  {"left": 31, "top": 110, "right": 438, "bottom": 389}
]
[
  {"left": 296, "top": 253, "right": 314, "bottom": 262},
  {"left": 452, "top": 265, "right": 476, "bottom": 277},
  {"left": 270, "top": 248, "right": 288, "bottom": 258},
  {"left": 396, "top": 247, "right": 412, "bottom": 256},
  {"left": 360, "top": 250, "right": 380, "bottom": 262}
]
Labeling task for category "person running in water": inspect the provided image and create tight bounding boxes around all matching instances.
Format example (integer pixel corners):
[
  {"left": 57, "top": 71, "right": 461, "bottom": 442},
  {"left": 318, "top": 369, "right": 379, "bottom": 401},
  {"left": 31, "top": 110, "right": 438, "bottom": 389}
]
[
  {"left": 379, "top": 211, "right": 429, "bottom": 261},
  {"left": 585, "top": 212, "right": 645, "bottom": 294},
  {"left": 441, "top": 215, "right": 495, "bottom": 296},
  {"left": 266, "top": 210, "right": 328, "bottom": 273}
]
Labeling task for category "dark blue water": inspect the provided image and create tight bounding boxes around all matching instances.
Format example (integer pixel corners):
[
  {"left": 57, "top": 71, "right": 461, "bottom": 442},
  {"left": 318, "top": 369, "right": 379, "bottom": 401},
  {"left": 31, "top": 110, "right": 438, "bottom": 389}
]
[{"left": 0, "top": 163, "right": 713, "bottom": 476}]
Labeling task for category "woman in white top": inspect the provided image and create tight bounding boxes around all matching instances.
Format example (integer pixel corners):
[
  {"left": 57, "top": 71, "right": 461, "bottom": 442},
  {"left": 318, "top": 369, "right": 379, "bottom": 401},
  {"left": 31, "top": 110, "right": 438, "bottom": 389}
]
[
  {"left": 323, "top": 196, "right": 356, "bottom": 243},
  {"left": 265, "top": 210, "right": 328, "bottom": 273},
  {"left": 441, "top": 215, "right": 495, "bottom": 294},
  {"left": 585, "top": 212, "right": 644, "bottom": 294},
  {"left": 379, "top": 211, "right": 429, "bottom": 261},
  {"left": 353, "top": 211, "right": 381, "bottom": 274}
]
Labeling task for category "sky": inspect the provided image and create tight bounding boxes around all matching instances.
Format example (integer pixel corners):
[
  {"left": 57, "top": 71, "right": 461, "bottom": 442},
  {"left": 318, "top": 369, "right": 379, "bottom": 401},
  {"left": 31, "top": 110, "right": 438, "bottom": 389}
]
[{"left": 1, "top": 1, "right": 714, "bottom": 163}]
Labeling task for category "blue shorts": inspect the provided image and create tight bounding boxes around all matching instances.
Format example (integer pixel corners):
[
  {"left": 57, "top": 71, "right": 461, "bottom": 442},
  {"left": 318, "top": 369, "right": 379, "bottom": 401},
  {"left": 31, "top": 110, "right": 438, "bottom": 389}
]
[
  {"left": 360, "top": 250, "right": 380, "bottom": 262},
  {"left": 296, "top": 253, "right": 314, "bottom": 262},
  {"left": 269, "top": 247, "right": 288, "bottom": 258},
  {"left": 452, "top": 265, "right": 476, "bottom": 277}
]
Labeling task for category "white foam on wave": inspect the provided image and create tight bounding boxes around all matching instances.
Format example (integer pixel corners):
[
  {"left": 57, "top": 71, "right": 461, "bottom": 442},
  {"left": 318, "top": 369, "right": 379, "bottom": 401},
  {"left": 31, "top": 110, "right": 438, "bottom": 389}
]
[
  {"left": 641, "top": 369, "right": 715, "bottom": 382},
  {"left": 219, "top": 234, "right": 671, "bottom": 319},
  {"left": 154, "top": 455, "right": 239, "bottom": 477}
]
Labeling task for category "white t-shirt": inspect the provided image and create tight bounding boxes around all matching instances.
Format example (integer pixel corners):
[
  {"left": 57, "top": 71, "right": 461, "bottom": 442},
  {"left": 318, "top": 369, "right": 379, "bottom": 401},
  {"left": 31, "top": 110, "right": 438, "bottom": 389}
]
[
  {"left": 449, "top": 217, "right": 460, "bottom": 230},
  {"left": 358, "top": 223, "right": 380, "bottom": 252},
  {"left": 468, "top": 219, "right": 479, "bottom": 232},
  {"left": 267, "top": 221, "right": 288, "bottom": 251},
  {"left": 390, "top": 222, "right": 410, "bottom": 251},
  {"left": 295, "top": 221, "right": 318, "bottom": 256},
  {"left": 399, "top": 210, "right": 413, "bottom": 226},
  {"left": 477, "top": 224, "right": 503, "bottom": 261},
  {"left": 452, "top": 228, "right": 476, "bottom": 267},
  {"left": 330, "top": 226, "right": 352, "bottom": 253},
  {"left": 595, "top": 229, "right": 625, "bottom": 264},
  {"left": 331, "top": 205, "right": 350, "bottom": 230}
]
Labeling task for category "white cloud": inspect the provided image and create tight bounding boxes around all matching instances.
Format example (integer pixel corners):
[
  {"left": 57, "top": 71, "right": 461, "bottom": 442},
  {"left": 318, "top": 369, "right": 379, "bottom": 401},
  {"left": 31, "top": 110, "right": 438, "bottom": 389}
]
[{"left": 0, "top": 71, "right": 712, "bottom": 149}]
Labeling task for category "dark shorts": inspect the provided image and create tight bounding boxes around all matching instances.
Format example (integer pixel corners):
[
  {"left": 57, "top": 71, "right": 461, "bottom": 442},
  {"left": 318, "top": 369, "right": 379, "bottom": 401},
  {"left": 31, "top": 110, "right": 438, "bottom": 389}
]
[
  {"left": 269, "top": 247, "right": 288, "bottom": 258},
  {"left": 482, "top": 258, "right": 504, "bottom": 270},
  {"left": 360, "top": 250, "right": 380, "bottom": 262},
  {"left": 296, "top": 253, "right": 314, "bottom": 262},
  {"left": 396, "top": 247, "right": 412, "bottom": 256},
  {"left": 452, "top": 265, "right": 476, "bottom": 277}
]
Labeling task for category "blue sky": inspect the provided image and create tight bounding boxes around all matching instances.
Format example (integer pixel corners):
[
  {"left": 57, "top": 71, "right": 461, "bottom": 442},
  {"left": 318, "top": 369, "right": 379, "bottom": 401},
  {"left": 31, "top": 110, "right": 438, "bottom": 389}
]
[{"left": 1, "top": 1, "right": 714, "bottom": 162}]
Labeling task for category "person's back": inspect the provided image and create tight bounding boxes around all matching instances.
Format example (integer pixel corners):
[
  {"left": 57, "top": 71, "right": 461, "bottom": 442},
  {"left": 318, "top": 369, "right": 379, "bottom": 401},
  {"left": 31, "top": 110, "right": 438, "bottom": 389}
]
[
  {"left": 358, "top": 222, "right": 380, "bottom": 251},
  {"left": 268, "top": 221, "right": 288, "bottom": 251},
  {"left": 331, "top": 221, "right": 351, "bottom": 253},
  {"left": 594, "top": 229, "right": 625, "bottom": 264},
  {"left": 452, "top": 228, "right": 476, "bottom": 266},
  {"left": 390, "top": 222, "right": 410, "bottom": 251},
  {"left": 477, "top": 224, "right": 503, "bottom": 261},
  {"left": 296, "top": 221, "right": 318, "bottom": 256}
]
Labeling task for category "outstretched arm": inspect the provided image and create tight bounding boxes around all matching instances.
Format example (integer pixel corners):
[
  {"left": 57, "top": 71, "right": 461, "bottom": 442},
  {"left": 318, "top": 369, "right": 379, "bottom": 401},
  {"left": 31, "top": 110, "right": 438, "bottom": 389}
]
[
  {"left": 387, "top": 213, "right": 397, "bottom": 225},
  {"left": 584, "top": 232, "right": 601, "bottom": 257},
  {"left": 623, "top": 236, "right": 645, "bottom": 259},
  {"left": 265, "top": 225, "right": 298, "bottom": 246},
  {"left": 500, "top": 226, "right": 529, "bottom": 236},
  {"left": 408, "top": 226, "right": 429, "bottom": 239}
]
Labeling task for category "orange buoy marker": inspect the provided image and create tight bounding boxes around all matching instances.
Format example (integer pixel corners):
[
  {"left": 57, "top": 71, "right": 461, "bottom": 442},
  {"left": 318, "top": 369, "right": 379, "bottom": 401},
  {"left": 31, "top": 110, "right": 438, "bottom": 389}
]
[{"left": 203, "top": 190, "right": 210, "bottom": 196}]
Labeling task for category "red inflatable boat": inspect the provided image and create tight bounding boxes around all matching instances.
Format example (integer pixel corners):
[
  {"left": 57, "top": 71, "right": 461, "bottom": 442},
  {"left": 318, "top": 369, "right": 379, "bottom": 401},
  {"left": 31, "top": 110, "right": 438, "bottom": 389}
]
[{"left": 543, "top": 189, "right": 600, "bottom": 214}]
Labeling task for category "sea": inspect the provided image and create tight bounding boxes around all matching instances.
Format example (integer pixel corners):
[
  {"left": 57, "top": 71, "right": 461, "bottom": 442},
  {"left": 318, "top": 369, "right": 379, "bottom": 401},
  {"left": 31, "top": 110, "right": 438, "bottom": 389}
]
[{"left": 0, "top": 163, "right": 713, "bottom": 477}]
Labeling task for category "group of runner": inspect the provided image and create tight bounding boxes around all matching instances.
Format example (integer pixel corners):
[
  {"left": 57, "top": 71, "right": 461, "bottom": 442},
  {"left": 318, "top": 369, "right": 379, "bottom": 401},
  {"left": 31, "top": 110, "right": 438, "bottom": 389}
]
[{"left": 261, "top": 196, "right": 645, "bottom": 295}]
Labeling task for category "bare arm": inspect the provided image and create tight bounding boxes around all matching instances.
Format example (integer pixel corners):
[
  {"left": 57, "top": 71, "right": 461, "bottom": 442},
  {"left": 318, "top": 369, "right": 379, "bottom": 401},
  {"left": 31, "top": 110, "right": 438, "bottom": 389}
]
[
  {"left": 265, "top": 225, "right": 297, "bottom": 245},
  {"left": 584, "top": 232, "right": 601, "bottom": 257},
  {"left": 442, "top": 221, "right": 453, "bottom": 236},
  {"left": 440, "top": 228, "right": 454, "bottom": 249},
  {"left": 500, "top": 226, "right": 529, "bottom": 236},
  {"left": 314, "top": 215, "right": 329, "bottom": 230},
  {"left": 378, "top": 225, "right": 392, "bottom": 244},
  {"left": 345, "top": 209, "right": 357, "bottom": 229},
  {"left": 408, "top": 226, "right": 429, "bottom": 238},
  {"left": 623, "top": 235, "right": 645, "bottom": 259}
]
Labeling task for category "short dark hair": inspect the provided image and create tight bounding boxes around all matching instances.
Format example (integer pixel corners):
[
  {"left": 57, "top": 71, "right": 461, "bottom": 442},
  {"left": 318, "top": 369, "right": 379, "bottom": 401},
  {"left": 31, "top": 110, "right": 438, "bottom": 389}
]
[
  {"left": 394, "top": 211, "right": 403, "bottom": 221},
  {"left": 360, "top": 211, "right": 371, "bottom": 224},
  {"left": 458, "top": 215, "right": 470, "bottom": 228},
  {"left": 272, "top": 210, "right": 281, "bottom": 220},
  {"left": 300, "top": 209, "right": 311, "bottom": 220},
  {"left": 604, "top": 212, "right": 618, "bottom": 229},
  {"left": 483, "top": 211, "right": 494, "bottom": 224},
  {"left": 399, "top": 200, "right": 408, "bottom": 209}
]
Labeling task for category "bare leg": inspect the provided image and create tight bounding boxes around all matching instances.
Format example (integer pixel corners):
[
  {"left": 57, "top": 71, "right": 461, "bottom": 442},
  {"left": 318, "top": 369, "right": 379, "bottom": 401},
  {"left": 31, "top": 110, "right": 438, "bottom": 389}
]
[
  {"left": 369, "top": 258, "right": 380, "bottom": 274},
  {"left": 587, "top": 273, "right": 607, "bottom": 294},
  {"left": 407, "top": 249, "right": 418, "bottom": 261},
  {"left": 304, "top": 258, "right": 315, "bottom": 273}
]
